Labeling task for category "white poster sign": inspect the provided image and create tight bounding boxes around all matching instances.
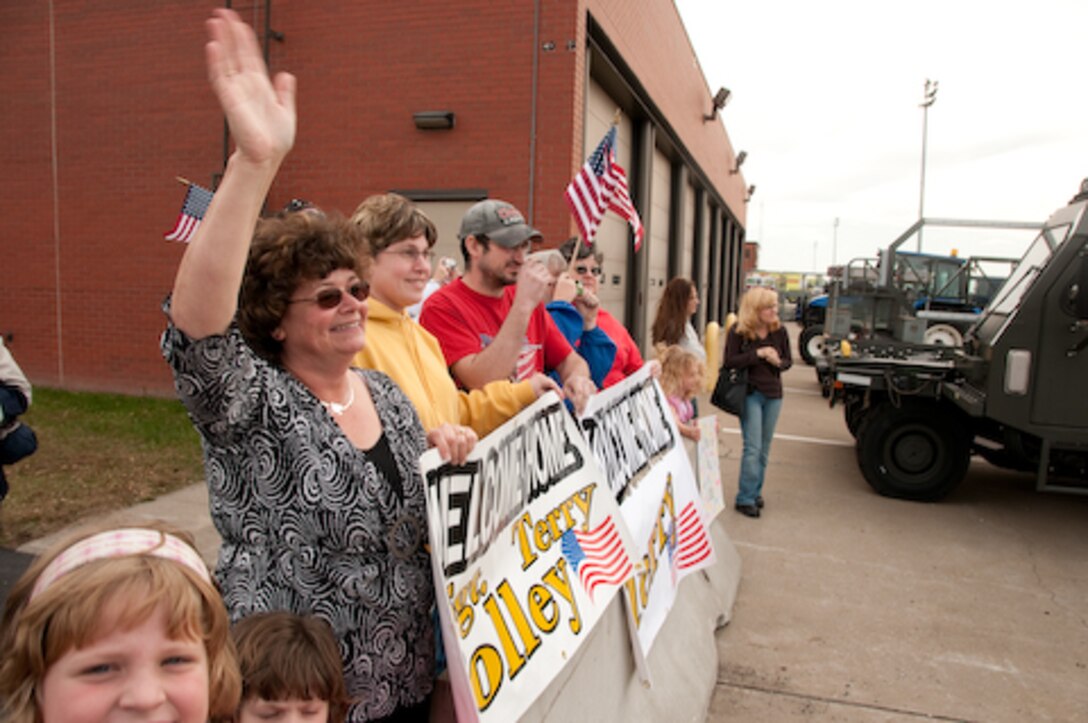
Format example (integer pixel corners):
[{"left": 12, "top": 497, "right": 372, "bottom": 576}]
[
  {"left": 578, "top": 366, "right": 716, "bottom": 680},
  {"left": 422, "top": 392, "right": 636, "bottom": 723},
  {"left": 696, "top": 415, "right": 725, "bottom": 518}
]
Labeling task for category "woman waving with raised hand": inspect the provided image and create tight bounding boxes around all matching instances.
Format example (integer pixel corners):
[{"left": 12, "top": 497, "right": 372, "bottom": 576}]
[{"left": 163, "top": 10, "right": 446, "bottom": 721}]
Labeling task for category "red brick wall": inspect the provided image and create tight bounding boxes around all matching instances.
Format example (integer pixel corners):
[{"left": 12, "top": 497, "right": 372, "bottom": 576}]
[
  {"left": 743, "top": 242, "right": 760, "bottom": 275},
  {"left": 586, "top": 0, "right": 748, "bottom": 214},
  {"left": 0, "top": 1, "right": 742, "bottom": 395},
  {"left": 273, "top": 0, "right": 590, "bottom": 236},
  {"left": 1, "top": 1, "right": 58, "bottom": 386},
  {"left": 1, "top": 1, "right": 220, "bottom": 394}
]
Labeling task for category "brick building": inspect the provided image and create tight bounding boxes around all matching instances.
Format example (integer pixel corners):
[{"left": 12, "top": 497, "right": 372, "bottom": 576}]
[
  {"left": 1, "top": 0, "right": 748, "bottom": 395},
  {"left": 743, "top": 241, "right": 760, "bottom": 276}
]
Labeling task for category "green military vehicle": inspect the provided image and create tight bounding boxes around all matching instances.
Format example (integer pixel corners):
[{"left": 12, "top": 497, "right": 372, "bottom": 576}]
[{"left": 829, "top": 181, "right": 1088, "bottom": 500}]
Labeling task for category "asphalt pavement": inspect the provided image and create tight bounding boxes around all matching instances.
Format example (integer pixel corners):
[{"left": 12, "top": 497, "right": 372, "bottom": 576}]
[
  {"left": 707, "top": 325, "right": 1088, "bottom": 722},
  {"left": 0, "top": 545, "right": 32, "bottom": 604}
]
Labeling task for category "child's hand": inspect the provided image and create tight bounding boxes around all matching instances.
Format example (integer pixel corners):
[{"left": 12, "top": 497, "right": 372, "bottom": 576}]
[{"left": 681, "top": 423, "right": 701, "bottom": 442}]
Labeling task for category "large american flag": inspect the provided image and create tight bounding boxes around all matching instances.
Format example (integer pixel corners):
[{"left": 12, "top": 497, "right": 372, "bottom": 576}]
[
  {"left": 564, "top": 125, "right": 644, "bottom": 251},
  {"left": 164, "top": 182, "right": 214, "bottom": 243},
  {"left": 561, "top": 515, "right": 633, "bottom": 601}
]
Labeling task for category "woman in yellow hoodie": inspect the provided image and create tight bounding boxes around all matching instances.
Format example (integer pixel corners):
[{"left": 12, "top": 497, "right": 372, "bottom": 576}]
[{"left": 351, "top": 193, "right": 559, "bottom": 440}]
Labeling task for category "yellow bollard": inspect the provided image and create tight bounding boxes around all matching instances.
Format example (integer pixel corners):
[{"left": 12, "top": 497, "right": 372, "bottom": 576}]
[
  {"left": 704, "top": 321, "right": 721, "bottom": 392},
  {"left": 706, "top": 313, "right": 737, "bottom": 392}
]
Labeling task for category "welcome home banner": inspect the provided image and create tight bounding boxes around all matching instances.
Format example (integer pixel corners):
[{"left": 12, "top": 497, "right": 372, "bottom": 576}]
[
  {"left": 421, "top": 392, "right": 636, "bottom": 723},
  {"left": 578, "top": 365, "right": 716, "bottom": 681}
]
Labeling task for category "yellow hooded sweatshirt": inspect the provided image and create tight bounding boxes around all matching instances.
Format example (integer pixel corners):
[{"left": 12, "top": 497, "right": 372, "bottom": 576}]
[{"left": 353, "top": 297, "right": 536, "bottom": 437}]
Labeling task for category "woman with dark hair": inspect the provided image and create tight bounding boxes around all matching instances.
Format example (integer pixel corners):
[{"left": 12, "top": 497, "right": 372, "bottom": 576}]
[
  {"left": 162, "top": 11, "right": 463, "bottom": 721},
  {"left": 651, "top": 276, "right": 707, "bottom": 364}
]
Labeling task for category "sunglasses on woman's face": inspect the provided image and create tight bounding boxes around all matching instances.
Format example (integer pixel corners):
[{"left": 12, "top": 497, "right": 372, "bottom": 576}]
[{"left": 289, "top": 281, "right": 370, "bottom": 309}]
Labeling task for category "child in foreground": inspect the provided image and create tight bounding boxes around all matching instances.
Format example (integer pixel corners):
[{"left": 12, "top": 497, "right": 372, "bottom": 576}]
[
  {"left": 659, "top": 344, "right": 705, "bottom": 442},
  {"left": 228, "top": 611, "right": 352, "bottom": 723},
  {"left": 0, "top": 521, "right": 240, "bottom": 723}
]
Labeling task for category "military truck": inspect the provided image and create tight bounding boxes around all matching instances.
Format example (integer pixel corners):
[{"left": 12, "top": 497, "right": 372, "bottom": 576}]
[{"left": 828, "top": 181, "right": 1088, "bottom": 501}]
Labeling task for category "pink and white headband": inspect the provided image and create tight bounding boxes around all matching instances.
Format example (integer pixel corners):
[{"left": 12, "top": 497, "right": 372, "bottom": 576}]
[{"left": 29, "top": 528, "right": 212, "bottom": 601}]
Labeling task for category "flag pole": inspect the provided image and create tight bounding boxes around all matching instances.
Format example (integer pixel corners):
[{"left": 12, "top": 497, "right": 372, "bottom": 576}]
[{"left": 567, "top": 236, "right": 582, "bottom": 275}]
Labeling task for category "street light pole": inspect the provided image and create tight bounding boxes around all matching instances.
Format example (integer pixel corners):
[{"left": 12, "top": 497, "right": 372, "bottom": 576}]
[
  {"left": 832, "top": 216, "right": 839, "bottom": 268},
  {"left": 918, "top": 78, "right": 938, "bottom": 252}
]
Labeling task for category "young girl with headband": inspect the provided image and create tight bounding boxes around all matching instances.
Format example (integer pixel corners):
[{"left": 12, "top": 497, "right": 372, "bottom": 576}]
[{"left": 0, "top": 522, "right": 240, "bottom": 723}]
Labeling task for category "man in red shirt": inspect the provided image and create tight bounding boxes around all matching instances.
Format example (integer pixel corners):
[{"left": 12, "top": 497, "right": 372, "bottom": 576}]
[{"left": 420, "top": 199, "right": 596, "bottom": 413}]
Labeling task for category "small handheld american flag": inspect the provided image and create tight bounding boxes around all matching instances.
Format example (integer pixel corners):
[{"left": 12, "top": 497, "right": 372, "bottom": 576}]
[
  {"left": 164, "top": 182, "right": 214, "bottom": 243},
  {"left": 564, "top": 125, "right": 644, "bottom": 251}
]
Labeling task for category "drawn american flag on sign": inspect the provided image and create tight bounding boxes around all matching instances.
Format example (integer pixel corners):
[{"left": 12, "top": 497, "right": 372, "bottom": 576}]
[
  {"left": 164, "top": 183, "right": 213, "bottom": 243},
  {"left": 670, "top": 500, "right": 714, "bottom": 573},
  {"left": 561, "top": 515, "right": 633, "bottom": 601}
]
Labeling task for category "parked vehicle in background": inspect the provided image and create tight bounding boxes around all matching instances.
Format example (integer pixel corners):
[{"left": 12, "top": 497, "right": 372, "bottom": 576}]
[
  {"left": 827, "top": 180, "right": 1088, "bottom": 501},
  {"left": 799, "top": 218, "right": 1034, "bottom": 368}
]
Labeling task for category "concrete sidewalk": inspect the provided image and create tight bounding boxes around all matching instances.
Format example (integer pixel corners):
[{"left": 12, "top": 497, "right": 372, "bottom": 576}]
[
  {"left": 0, "top": 484, "right": 218, "bottom": 607},
  {"left": 16, "top": 481, "right": 220, "bottom": 565}
]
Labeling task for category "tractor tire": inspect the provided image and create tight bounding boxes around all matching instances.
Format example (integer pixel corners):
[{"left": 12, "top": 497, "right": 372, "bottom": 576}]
[
  {"left": 855, "top": 401, "right": 971, "bottom": 501},
  {"left": 922, "top": 323, "right": 964, "bottom": 347},
  {"left": 799, "top": 324, "right": 827, "bottom": 366}
]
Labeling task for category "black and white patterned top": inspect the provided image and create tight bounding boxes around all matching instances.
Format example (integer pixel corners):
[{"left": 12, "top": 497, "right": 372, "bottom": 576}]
[{"left": 162, "top": 312, "right": 434, "bottom": 721}]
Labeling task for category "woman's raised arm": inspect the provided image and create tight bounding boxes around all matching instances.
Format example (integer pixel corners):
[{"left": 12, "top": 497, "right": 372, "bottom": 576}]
[{"left": 169, "top": 9, "right": 296, "bottom": 339}]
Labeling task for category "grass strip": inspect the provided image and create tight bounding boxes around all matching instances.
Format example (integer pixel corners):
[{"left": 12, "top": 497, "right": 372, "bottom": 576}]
[{"left": 1, "top": 388, "right": 203, "bottom": 547}]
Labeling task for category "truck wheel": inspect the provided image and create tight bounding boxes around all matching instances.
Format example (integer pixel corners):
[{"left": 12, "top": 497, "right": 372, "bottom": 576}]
[
  {"left": 855, "top": 401, "right": 970, "bottom": 501},
  {"left": 799, "top": 324, "right": 826, "bottom": 366}
]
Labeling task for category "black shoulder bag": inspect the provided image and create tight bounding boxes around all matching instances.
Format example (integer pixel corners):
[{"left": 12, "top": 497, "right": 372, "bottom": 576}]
[{"left": 710, "top": 335, "right": 750, "bottom": 417}]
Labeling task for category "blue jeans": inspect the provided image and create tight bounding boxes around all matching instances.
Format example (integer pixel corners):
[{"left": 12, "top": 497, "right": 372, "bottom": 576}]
[{"left": 736, "top": 390, "right": 782, "bottom": 506}]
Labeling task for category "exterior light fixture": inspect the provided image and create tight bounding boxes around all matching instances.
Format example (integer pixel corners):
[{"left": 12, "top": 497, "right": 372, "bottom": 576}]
[
  {"left": 745, "top": 184, "right": 756, "bottom": 202},
  {"left": 731, "top": 150, "right": 747, "bottom": 174},
  {"left": 413, "top": 111, "right": 455, "bottom": 130},
  {"left": 702, "top": 87, "right": 731, "bottom": 122}
]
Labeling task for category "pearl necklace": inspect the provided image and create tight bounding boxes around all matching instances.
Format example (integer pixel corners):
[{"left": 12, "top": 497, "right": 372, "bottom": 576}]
[{"left": 320, "top": 381, "right": 355, "bottom": 416}]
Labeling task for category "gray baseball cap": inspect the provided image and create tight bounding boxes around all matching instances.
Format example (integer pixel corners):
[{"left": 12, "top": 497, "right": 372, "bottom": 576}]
[{"left": 458, "top": 199, "right": 542, "bottom": 248}]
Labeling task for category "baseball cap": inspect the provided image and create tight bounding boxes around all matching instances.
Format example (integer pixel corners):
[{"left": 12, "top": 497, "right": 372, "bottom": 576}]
[{"left": 458, "top": 200, "right": 542, "bottom": 248}]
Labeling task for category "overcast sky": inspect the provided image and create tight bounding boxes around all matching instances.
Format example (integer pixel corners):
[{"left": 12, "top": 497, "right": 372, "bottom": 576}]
[{"left": 675, "top": 0, "right": 1088, "bottom": 274}]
